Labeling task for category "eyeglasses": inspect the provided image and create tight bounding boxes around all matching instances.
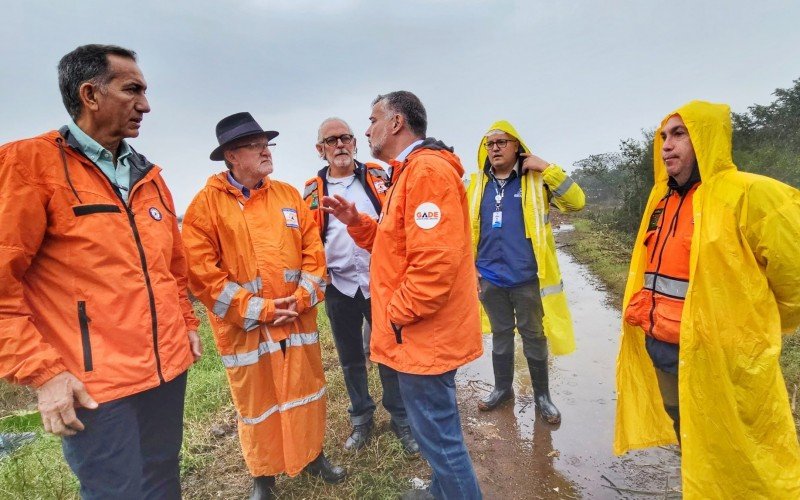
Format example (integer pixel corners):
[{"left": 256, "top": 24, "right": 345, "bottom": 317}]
[
  {"left": 484, "top": 139, "right": 517, "bottom": 150},
  {"left": 320, "top": 134, "right": 354, "bottom": 147},
  {"left": 233, "top": 142, "right": 276, "bottom": 152}
]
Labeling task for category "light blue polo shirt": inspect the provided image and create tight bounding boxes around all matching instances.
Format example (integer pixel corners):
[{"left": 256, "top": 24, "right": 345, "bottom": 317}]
[{"left": 67, "top": 121, "right": 133, "bottom": 202}]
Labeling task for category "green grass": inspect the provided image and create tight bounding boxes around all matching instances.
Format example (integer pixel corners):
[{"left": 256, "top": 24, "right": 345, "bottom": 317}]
[
  {"left": 0, "top": 304, "right": 424, "bottom": 499},
  {"left": 562, "top": 214, "right": 800, "bottom": 424}
]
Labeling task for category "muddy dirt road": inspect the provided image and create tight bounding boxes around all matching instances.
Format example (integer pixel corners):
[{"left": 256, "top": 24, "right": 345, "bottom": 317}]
[{"left": 456, "top": 245, "right": 681, "bottom": 499}]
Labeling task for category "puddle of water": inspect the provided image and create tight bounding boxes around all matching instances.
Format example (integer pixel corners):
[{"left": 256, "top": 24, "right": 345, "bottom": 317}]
[{"left": 457, "top": 250, "right": 681, "bottom": 499}]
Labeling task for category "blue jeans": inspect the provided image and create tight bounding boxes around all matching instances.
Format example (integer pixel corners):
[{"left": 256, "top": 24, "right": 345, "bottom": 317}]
[
  {"left": 62, "top": 372, "right": 187, "bottom": 500},
  {"left": 326, "top": 284, "right": 408, "bottom": 426},
  {"left": 397, "top": 370, "right": 482, "bottom": 500}
]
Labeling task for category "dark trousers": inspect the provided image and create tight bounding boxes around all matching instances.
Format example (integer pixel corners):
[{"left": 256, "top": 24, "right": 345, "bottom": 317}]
[
  {"left": 398, "top": 370, "right": 482, "bottom": 500},
  {"left": 62, "top": 372, "right": 188, "bottom": 500},
  {"left": 325, "top": 284, "right": 408, "bottom": 427},
  {"left": 479, "top": 279, "right": 548, "bottom": 360}
]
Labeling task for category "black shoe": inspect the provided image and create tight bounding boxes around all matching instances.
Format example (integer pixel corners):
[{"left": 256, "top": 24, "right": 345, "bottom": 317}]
[
  {"left": 250, "top": 475, "right": 275, "bottom": 500},
  {"left": 390, "top": 421, "right": 420, "bottom": 455},
  {"left": 528, "top": 357, "right": 561, "bottom": 424},
  {"left": 304, "top": 452, "right": 347, "bottom": 484},
  {"left": 478, "top": 352, "right": 515, "bottom": 411},
  {"left": 344, "top": 422, "right": 373, "bottom": 451}
]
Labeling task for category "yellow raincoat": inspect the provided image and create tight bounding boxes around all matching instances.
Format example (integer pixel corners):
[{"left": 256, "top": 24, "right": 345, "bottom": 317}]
[
  {"left": 615, "top": 101, "right": 800, "bottom": 498},
  {"left": 467, "top": 120, "right": 585, "bottom": 355}
]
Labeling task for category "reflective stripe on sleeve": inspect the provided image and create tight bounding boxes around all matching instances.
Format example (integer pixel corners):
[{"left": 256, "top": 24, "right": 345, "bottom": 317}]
[
  {"left": 301, "top": 271, "right": 327, "bottom": 292},
  {"left": 644, "top": 273, "right": 688, "bottom": 299},
  {"left": 241, "top": 277, "right": 262, "bottom": 294},
  {"left": 212, "top": 281, "right": 242, "bottom": 318},
  {"left": 552, "top": 177, "right": 575, "bottom": 197},
  {"left": 284, "top": 269, "right": 301, "bottom": 283},
  {"left": 239, "top": 386, "right": 326, "bottom": 425},
  {"left": 242, "top": 296, "right": 265, "bottom": 331},
  {"left": 540, "top": 281, "right": 564, "bottom": 297}
]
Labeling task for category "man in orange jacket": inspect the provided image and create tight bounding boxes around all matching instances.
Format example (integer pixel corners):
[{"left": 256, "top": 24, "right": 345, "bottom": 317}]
[
  {"left": 0, "top": 44, "right": 201, "bottom": 499},
  {"left": 303, "top": 117, "right": 417, "bottom": 454},
  {"left": 182, "top": 112, "right": 345, "bottom": 500},
  {"left": 323, "top": 91, "right": 483, "bottom": 500}
]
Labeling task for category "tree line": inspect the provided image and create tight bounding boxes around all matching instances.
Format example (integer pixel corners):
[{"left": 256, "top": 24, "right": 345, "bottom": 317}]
[{"left": 571, "top": 78, "right": 800, "bottom": 234}]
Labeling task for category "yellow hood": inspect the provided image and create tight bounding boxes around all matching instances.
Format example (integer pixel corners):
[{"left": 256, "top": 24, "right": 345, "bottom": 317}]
[{"left": 476, "top": 120, "right": 532, "bottom": 172}]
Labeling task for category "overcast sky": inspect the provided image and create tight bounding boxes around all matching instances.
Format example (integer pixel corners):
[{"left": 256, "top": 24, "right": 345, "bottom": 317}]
[{"left": 3, "top": 0, "right": 798, "bottom": 213}]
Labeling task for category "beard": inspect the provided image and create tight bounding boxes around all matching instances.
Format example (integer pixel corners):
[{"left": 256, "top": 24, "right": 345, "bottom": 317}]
[{"left": 330, "top": 151, "right": 353, "bottom": 169}]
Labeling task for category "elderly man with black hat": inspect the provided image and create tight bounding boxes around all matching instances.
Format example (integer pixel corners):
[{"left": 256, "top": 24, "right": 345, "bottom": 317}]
[{"left": 182, "top": 112, "right": 345, "bottom": 499}]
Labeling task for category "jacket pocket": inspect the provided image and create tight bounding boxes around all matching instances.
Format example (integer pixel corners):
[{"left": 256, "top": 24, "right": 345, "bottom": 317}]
[
  {"left": 391, "top": 322, "right": 403, "bottom": 344},
  {"left": 77, "top": 301, "right": 93, "bottom": 372}
]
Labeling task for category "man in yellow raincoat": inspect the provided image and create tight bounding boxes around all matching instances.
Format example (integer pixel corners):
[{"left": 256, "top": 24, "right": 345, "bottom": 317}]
[
  {"left": 182, "top": 112, "right": 345, "bottom": 499},
  {"left": 615, "top": 100, "right": 800, "bottom": 498},
  {"left": 466, "top": 121, "right": 584, "bottom": 423}
]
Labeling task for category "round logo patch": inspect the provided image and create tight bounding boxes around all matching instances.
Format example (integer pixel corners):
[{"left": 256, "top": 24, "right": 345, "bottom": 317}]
[
  {"left": 149, "top": 207, "right": 163, "bottom": 221},
  {"left": 414, "top": 202, "right": 441, "bottom": 229}
]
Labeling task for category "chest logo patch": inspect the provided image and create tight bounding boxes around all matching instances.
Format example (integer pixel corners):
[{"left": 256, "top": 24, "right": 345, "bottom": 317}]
[
  {"left": 149, "top": 207, "right": 163, "bottom": 221},
  {"left": 414, "top": 202, "right": 441, "bottom": 229},
  {"left": 648, "top": 208, "right": 664, "bottom": 231},
  {"left": 282, "top": 208, "right": 299, "bottom": 228}
]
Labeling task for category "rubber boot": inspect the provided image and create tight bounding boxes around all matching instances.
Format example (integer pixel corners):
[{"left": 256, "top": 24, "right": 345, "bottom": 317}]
[
  {"left": 250, "top": 476, "right": 275, "bottom": 500},
  {"left": 527, "top": 357, "right": 561, "bottom": 424},
  {"left": 478, "top": 352, "right": 515, "bottom": 411}
]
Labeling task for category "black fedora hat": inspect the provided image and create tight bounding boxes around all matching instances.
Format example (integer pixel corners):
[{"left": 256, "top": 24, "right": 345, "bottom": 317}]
[{"left": 210, "top": 112, "right": 279, "bottom": 161}]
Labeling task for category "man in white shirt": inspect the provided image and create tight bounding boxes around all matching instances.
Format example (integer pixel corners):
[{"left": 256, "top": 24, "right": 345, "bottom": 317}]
[{"left": 303, "top": 117, "right": 418, "bottom": 454}]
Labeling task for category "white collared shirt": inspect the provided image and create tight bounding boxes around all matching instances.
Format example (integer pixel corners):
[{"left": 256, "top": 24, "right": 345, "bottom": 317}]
[{"left": 324, "top": 172, "right": 379, "bottom": 298}]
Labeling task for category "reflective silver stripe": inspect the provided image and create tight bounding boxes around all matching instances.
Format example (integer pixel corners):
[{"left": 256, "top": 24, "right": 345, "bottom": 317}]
[
  {"left": 212, "top": 281, "right": 241, "bottom": 318},
  {"left": 239, "top": 386, "right": 326, "bottom": 425},
  {"left": 242, "top": 297, "right": 265, "bottom": 331},
  {"left": 552, "top": 177, "right": 575, "bottom": 197},
  {"left": 643, "top": 273, "right": 688, "bottom": 298},
  {"left": 242, "top": 277, "right": 262, "bottom": 294},
  {"left": 220, "top": 332, "right": 320, "bottom": 368},
  {"left": 301, "top": 271, "right": 327, "bottom": 292},
  {"left": 284, "top": 269, "right": 301, "bottom": 283},
  {"left": 299, "top": 278, "right": 319, "bottom": 306},
  {"left": 540, "top": 281, "right": 564, "bottom": 298}
]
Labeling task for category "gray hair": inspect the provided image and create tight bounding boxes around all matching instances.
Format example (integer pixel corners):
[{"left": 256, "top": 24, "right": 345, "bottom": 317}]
[
  {"left": 317, "top": 117, "right": 353, "bottom": 142},
  {"left": 372, "top": 91, "right": 427, "bottom": 137},
  {"left": 58, "top": 44, "right": 137, "bottom": 120}
]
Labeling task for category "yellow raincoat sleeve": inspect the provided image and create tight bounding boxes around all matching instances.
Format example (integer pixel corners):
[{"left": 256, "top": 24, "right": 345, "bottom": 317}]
[
  {"left": 742, "top": 177, "right": 800, "bottom": 333},
  {"left": 182, "top": 194, "right": 277, "bottom": 328},
  {"left": 291, "top": 192, "right": 327, "bottom": 315},
  {"left": 542, "top": 165, "right": 585, "bottom": 212}
]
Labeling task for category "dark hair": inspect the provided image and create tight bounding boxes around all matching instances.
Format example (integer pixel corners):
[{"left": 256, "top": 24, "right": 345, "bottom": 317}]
[
  {"left": 58, "top": 44, "right": 137, "bottom": 120},
  {"left": 372, "top": 91, "right": 427, "bottom": 137}
]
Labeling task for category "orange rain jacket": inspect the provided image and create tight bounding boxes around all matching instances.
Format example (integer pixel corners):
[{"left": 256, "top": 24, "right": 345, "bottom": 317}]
[
  {"left": 0, "top": 129, "right": 197, "bottom": 403},
  {"left": 348, "top": 139, "right": 483, "bottom": 375},
  {"left": 303, "top": 160, "right": 388, "bottom": 242},
  {"left": 182, "top": 172, "right": 327, "bottom": 477}
]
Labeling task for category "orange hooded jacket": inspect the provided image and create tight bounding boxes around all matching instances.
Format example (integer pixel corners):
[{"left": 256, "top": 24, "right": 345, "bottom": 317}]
[
  {"left": 0, "top": 129, "right": 198, "bottom": 403},
  {"left": 182, "top": 172, "right": 327, "bottom": 477},
  {"left": 347, "top": 139, "right": 483, "bottom": 375}
]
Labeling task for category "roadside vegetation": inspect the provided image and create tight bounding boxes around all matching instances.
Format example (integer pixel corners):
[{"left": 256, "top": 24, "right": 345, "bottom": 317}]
[
  {"left": 0, "top": 305, "right": 426, "bottom": 499},
  {"left": 564, "top": 78, "right": 800, "bottom": 423}
]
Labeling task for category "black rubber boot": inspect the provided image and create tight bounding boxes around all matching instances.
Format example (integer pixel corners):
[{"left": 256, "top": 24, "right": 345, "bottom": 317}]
[
  {"left": 478, "top": 352, "right": 515, "bottom": 411},
  {"left": 664, "top": 405, "right": 681, "bottom": 444},
  {"left": 250, "top": 475, "right": 275, "bottom": 500},
  {"left": 304, "top": 452, "right": 347, "bottom": 484},
  {"left": 528, "top": 357, "right": 561, "bottom": 424}
]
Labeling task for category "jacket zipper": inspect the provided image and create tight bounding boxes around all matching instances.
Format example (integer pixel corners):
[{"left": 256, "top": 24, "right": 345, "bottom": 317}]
[
  {"left": 68, "top": 146, "right": 165, "bottom": 383},
  {"left": 77, "top": 301, "right": 93, "bottom": 372}
]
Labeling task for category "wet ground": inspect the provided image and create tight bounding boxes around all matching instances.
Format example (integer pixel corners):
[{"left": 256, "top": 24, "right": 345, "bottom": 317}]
[{"left": 456, "top": 241, "right": 682, "bottom": 499}]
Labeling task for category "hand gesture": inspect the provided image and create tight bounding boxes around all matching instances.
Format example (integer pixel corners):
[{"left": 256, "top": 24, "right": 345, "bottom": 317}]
[
  {"left": 520, "top": 153, "right": 550, "bottom": 173},
  {"left": 36, "top": 372, "right": 98, "bottom": 437},
  {"left": 321, "top": 194, "right": 360, "bottom": 226},
  {"left": 188, "top": 330, "right": 202, "bottom": 362},
  {"left": 270, "top": 296, "right": 298, "bottom": 326}
]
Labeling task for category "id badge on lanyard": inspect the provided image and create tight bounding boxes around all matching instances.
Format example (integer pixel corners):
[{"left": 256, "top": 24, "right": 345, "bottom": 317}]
[{"left": 492, "top": 192, "right": 503, "bottom": 228}]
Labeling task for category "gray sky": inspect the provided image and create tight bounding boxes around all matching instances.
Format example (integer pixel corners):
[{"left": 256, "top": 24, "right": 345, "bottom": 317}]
[{"left": 3, "top": 0, "right": 798, "bottom": 213}]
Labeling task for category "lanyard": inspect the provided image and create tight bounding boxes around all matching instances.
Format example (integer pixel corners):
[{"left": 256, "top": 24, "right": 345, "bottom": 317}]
[{"left": 491, "top": 175, "right": 510, "bottom": 211}]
